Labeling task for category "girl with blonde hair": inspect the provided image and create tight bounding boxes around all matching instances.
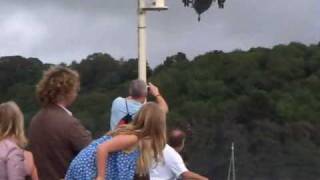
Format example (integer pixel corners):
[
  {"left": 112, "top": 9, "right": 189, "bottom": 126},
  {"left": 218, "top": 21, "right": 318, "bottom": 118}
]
[
  {"left": 65, "top": 102, "right": 167, "bottom": 180},
  {"left": 0, "top": 101, "right": 39, "bottom": 180}
]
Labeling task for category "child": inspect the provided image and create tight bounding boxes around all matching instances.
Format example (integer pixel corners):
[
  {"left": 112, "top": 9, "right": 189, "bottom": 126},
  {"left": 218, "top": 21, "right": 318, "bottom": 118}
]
[
  {"left": 0, "top": 101, "right": 39, "bottom": 180},
  {"left": 65, "top": 102, "right": 167, "bottom": 180}
]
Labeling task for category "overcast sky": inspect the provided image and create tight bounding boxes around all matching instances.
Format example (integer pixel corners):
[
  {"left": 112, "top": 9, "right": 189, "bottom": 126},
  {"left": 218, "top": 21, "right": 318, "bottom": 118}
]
[{"left": 0, "top": 0, "right": 319, "bottom": 67}]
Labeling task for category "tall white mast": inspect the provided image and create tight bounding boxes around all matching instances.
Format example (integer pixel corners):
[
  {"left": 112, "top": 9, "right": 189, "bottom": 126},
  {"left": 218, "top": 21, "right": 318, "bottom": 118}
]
[
  {"left": 227, "top": 142, "right": 236, "bottom": 180},
  {"left": 137, "top": 0, "right": 168, "bottom": 82},
  {"left": 138, "top": 0, "right": 147, "bottom": 82}
]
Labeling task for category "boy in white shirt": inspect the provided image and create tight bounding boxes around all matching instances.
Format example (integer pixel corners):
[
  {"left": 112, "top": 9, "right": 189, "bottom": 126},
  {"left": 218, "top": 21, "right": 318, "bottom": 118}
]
[{"left": 150, "top": 129, "right": 208, "bottom": 180}]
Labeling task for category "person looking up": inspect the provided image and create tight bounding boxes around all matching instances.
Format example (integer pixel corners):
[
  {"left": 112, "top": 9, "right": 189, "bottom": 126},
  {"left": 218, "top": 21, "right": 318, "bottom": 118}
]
[{"left": 110, "top": 79, "right": 168, "bottom": 130}]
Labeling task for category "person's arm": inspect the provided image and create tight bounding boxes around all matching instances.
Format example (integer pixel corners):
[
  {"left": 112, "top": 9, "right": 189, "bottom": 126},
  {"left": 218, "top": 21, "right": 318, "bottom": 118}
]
[
  {"left": 31, "top": 166, "right": 39, "bottom": 180},
  {"left": 96, "top": 135, "right": 138, "bottom": 180},
  {"left": 68, "top": 118, "right": 92, "bottom": 152},
  {"left": 148, "top": 82, "right": 169, "bottom": 113},
  {"left": 164, "top": 146, "right": 208, "bottom": 180},
  {"left": 7, "top": 147, "right": 26, "bottom": 180},
  {"left": 24, "top": 151, "right": 39, "bottom": 180},
  {"left": 181, "top": 171, "right": 208, "bottom": 180}
]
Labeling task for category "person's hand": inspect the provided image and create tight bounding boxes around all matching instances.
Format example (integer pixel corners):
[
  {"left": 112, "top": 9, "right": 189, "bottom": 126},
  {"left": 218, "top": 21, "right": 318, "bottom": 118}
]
[
  {"left": 148, "top": 82, "right": 160, "bottom": 97},
  {"left": 96, "top": 176, "right": 104, "bottom": 180}
]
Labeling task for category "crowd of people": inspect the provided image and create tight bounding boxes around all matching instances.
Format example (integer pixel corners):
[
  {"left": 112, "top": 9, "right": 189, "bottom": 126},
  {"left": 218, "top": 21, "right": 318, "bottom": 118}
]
[{"left": 0, "top": 66, "right": 208, "bottom": 180}]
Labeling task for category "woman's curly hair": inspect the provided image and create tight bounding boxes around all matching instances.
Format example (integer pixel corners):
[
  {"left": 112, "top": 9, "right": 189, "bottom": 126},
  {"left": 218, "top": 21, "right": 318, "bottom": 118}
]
[{"left": 36, "top": 66, "right": 80, "bottom": 106}]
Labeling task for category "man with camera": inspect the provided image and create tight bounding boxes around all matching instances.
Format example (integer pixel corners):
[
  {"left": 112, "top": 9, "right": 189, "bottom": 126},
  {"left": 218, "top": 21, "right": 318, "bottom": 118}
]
[{"left": 109, "top": 79, "right": 168, "bottom": 130}]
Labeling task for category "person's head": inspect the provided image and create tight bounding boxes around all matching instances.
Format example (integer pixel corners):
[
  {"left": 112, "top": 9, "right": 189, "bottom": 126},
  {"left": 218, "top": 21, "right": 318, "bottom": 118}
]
[
  {"left": 36, "top": 66, "right": 80, "bottom": 107},
  {"left": 109, "top": 102, "right": 166, "bottom": 175},
  {"left": 128, "top": 79, "right": 148, "bottom": 103},
  {"left": 168, "top": 128, "right": 186, "bottom": 153},
  {"left": 0, "top": 101, "right": 27, "bottom": 148}
]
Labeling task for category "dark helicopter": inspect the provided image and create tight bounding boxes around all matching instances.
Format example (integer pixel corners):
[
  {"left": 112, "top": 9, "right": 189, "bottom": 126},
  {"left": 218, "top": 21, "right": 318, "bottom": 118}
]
[{"left": 183, "top": 0, "right": 226, "bottom": 21}]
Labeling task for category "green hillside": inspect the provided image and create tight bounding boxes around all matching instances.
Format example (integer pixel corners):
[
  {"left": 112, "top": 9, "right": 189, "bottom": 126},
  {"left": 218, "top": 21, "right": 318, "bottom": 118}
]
[{"left": 1, "top": 42, "right": 320, "bottom": 180}]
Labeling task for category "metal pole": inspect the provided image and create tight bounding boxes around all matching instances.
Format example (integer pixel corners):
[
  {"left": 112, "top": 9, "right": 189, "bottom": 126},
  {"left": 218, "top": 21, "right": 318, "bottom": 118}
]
[
  {"left": 138, "top": 0, "right": 147, "bottom": 82},
  {"left": 232, "top": 142, "right": 236, "bottom": 180},
  {"left": 227, "top": 153, "right": 232, "bottom": 180},
  {"left": 227, "top": 142, "right": 236, "bottom": 180}
]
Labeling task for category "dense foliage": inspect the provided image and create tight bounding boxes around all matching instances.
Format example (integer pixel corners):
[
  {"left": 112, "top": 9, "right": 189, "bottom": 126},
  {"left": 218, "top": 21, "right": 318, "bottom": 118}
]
[{"left": 1, "top": 42, "right": 320, "bottom": 180}]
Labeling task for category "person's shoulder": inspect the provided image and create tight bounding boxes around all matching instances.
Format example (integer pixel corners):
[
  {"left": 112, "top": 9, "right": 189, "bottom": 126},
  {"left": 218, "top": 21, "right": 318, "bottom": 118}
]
[
  {"left": 42, "top": 106, "right": 81, "bottom": 130},
  {"left": 127, "top": 99, "right": 142, "bottom": 106},
  {"left": 49, "top": 109, "right": 77, "bottom": 127},
  {"left": 112, "top": 97, "right": 125, "bottom": 105},
  {"left": 32, "top": 105, "right": 66, "bottom": 120},
  {"left": 0, "top": 139, "right": 19, "bottom": 150},
  {"left": 30, "top": 107, "right": 48, "bottom": 121},
  {"left": 0, "top": 139, "right": 13, "bottom": 155},
  {"left": 64, "top": 115, "right": 84, "bottom": 128},
  {"left": 126, "top": 99, "right": 143, "bottom": 112},
  {"left": 163, "top": 145, "right": 182, "bottom": 159},
  {"left": 114, "top": 97, "right": 125, "bottom": 102},
  {"left": 0, "top": 139, "right": 23, "bottom": 158},
  {"left": 164, "top": 144, "right": 176, "bottom": 153}
]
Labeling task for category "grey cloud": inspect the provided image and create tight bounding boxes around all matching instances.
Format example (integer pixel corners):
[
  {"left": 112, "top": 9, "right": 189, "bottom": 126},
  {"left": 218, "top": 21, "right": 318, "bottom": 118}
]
[{"left": 0, "top": 0, "right": 319, "bottom": 67}]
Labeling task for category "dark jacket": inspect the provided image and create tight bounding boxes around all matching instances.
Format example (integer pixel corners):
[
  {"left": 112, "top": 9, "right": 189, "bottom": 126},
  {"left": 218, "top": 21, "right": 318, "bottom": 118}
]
[{"left": 28, "top": 104, "right": 92, "bottom": 180}]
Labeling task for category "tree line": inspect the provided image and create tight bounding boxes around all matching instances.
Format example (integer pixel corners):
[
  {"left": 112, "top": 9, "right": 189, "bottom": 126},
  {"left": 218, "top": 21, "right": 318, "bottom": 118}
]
[{"left": 1, "top": 42, "right": 320, "bottom": 180}]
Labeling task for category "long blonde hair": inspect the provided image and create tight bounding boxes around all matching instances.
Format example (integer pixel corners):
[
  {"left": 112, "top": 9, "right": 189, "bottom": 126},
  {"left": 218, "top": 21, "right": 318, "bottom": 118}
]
[
  {"left": 108, "top": 102, "right": 167, "bottom": 175},
  {"left": 0, "top": 101, "right": 27, "bottom": 148}
]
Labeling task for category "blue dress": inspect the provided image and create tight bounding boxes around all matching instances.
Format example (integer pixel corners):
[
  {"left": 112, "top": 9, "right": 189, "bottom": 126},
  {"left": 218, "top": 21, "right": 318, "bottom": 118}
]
[{"left": 65, "top": 135, "right": 139, "bottom": 180}]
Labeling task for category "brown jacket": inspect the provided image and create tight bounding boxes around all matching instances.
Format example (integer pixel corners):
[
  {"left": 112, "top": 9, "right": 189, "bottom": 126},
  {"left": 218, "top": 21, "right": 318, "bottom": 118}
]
[{"left": 28, "top": 104, "right": 92, "bottom": 180}]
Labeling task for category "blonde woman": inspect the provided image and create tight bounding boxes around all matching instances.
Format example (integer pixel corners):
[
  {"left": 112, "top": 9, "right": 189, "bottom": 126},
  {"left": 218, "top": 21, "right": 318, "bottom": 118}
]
[
  {"left": 0, "top": 101, "right": 39, "bottom": 180},
  {"left": 65, "top": 102, "right": 166, "bottom": 180}
]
